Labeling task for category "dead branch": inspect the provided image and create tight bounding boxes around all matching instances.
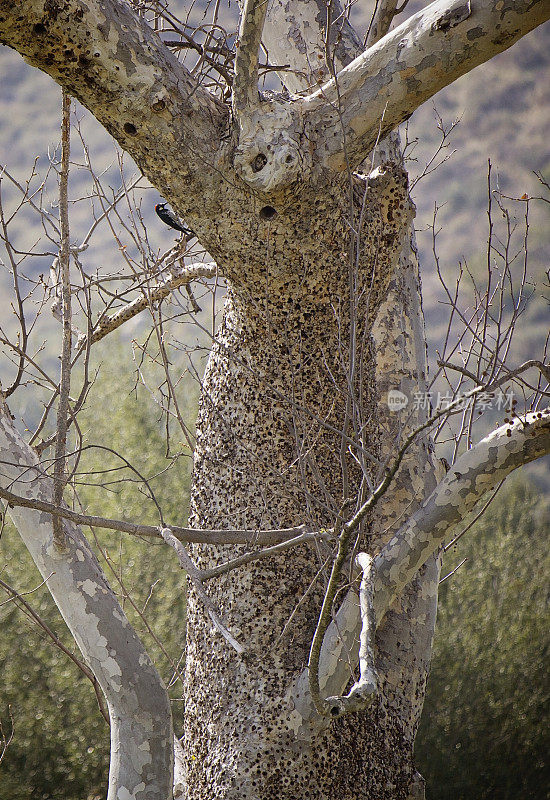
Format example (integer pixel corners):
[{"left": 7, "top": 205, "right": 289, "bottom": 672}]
[
  {"left": 159, "top": 527, "right": 244, "bottom": 654},
  {"left": 52, "top": 91, "right": 72, "bottom": 549}
]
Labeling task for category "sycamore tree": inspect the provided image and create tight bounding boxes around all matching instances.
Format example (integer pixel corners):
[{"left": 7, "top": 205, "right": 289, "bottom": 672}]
[{"left": 0, "top": 0, "right": 549, "bottom": 799}]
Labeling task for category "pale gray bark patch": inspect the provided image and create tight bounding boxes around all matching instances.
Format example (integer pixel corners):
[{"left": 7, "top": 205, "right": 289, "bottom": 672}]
[{"left": 263, "top": 0, "right": 362, "bottom": 91}]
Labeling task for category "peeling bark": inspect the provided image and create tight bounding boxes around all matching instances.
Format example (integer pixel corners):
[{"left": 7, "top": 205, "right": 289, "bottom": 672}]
[{"left": 0, "top": 398, "right": 173, "bottom": 800}]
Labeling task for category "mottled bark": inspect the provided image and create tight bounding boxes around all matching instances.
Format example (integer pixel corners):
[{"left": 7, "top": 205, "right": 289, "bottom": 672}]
[
  {"left": 0, "top": 400, "right": 173, "bottom": 800},
  {"left": 304, "top": 0, "right": 550, "bottom": 172}
]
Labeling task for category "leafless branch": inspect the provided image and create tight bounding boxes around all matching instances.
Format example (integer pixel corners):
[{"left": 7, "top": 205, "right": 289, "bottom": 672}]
[
  {"left": 52, "top": 91, "right": 72, "bottom": 550},
  {"left": 0, "top": 706, "right": 14, "bottom": 766},
  {"left": 159, "top": 527, "right": 244, "bottom": 654},
  {"left": 0, "top": 484, "right": 311, "bottom": 546},
  {"left": 198, "top": 529, "right": 334, "bottom": 581}
]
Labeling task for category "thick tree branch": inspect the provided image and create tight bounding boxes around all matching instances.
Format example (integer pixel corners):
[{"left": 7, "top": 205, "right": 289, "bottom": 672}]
[
  {"left": 0, "top": 397, "right": 174, "bottom": 800},
  {"left": 0, "top": 0, "right": 228, "bottom": 223},
  {"left": 373, "top": 409, "right": 550, "bottom": 614},
  {"left": 292, "top": 409, "right": 550, "bottom": 722},
  {"left": 365, "top": 0, "right": 403, "bottom": 47},
  {"left": 304, "top": 0, "right": 550, "bottom": 172}
]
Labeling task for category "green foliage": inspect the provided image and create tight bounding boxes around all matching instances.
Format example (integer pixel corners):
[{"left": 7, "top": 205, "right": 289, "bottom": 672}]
[
  {"left": 0, "top": 341, "right": 196, "bottom": 800},
  {"left": 416, "top": 479, "right": 550, "bottom": 800}
]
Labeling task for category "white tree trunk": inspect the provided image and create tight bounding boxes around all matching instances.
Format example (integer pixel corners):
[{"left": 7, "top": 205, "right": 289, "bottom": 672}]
[{"left": 0, "top": 399, "right": 174, "bottom": 800}]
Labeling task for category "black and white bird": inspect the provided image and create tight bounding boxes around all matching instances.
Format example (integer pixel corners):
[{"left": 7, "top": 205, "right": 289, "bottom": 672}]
[{"left": 155, "top": 203, "right": 194, "bottom": 238}]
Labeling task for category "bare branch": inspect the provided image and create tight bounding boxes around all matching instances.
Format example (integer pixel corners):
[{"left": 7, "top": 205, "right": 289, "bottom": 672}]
[
  {"left": 263, "top": 0, "right": 363, "bottom": 92},
  {"left": 0, "top": 398, "right": 174, "bottom": 799},
  {"left": 233, "top": 0, "right": 268, "bottom": 116},
  {"left": 159, "top": 527, "right": 245, "bottom": 654},
  {"left": 437, "top": 359, "right": 550, "bottom": 391},
  {"left": 373, "top": 409, "right": 550, "bottom": 616},
  {"left": 198, "top": 529, "right": 334, "bottom": 580},
  {"left": 365, "top": 0, "right": 401, "bottom": 47},
  {"left": 0, "top": 484, "right": 311, "bottom": 546},
  {"left": 0, "top": 706, "right": 14, "bottom": 766},
  {"left": 0, "top": 0, "right": 228, "bottom": 217},
  {"left": 325, "top": 552, "right": 378, "bottom": 717},
  {"left": 52, "top": 91, "right": 72, "bottom": 550}
]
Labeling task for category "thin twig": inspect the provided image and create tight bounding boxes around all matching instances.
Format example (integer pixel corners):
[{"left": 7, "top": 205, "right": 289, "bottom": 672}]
[
  {"left": 199, "top": 530, "right": 334, "bottom": 580},
  {"left": 52, "top": 91, "right": 72, "bottom": 550}
]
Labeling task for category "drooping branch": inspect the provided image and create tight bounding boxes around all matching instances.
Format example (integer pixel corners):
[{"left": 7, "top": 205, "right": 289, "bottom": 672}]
[
  {"left": 292, "top": 409, "right": 550, "bottom": 722},
  {"left": 0, "top": 397, "right": 174, "bottom": 800},
  {"left": 304, "top": 0, "right": 550, "bottom": 173},
  {"left": 0, "top": 0, "right": 228, "bottom": 221}
]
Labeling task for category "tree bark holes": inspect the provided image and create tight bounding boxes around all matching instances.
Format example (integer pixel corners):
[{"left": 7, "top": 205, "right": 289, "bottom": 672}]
[
  {"left": 124, "top": 122, "right": 137, "bottom": 135},
  {"left": 251, "top": 153, "right": 267, "bottom": 172},
  {"left": 259, "top": 205, "right": 276, "bottom": 219}
]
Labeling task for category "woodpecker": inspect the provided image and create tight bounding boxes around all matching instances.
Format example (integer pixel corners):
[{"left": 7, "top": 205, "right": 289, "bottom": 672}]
[{"left": 155, "top": 203, "right": 194, "bottom": 237}]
